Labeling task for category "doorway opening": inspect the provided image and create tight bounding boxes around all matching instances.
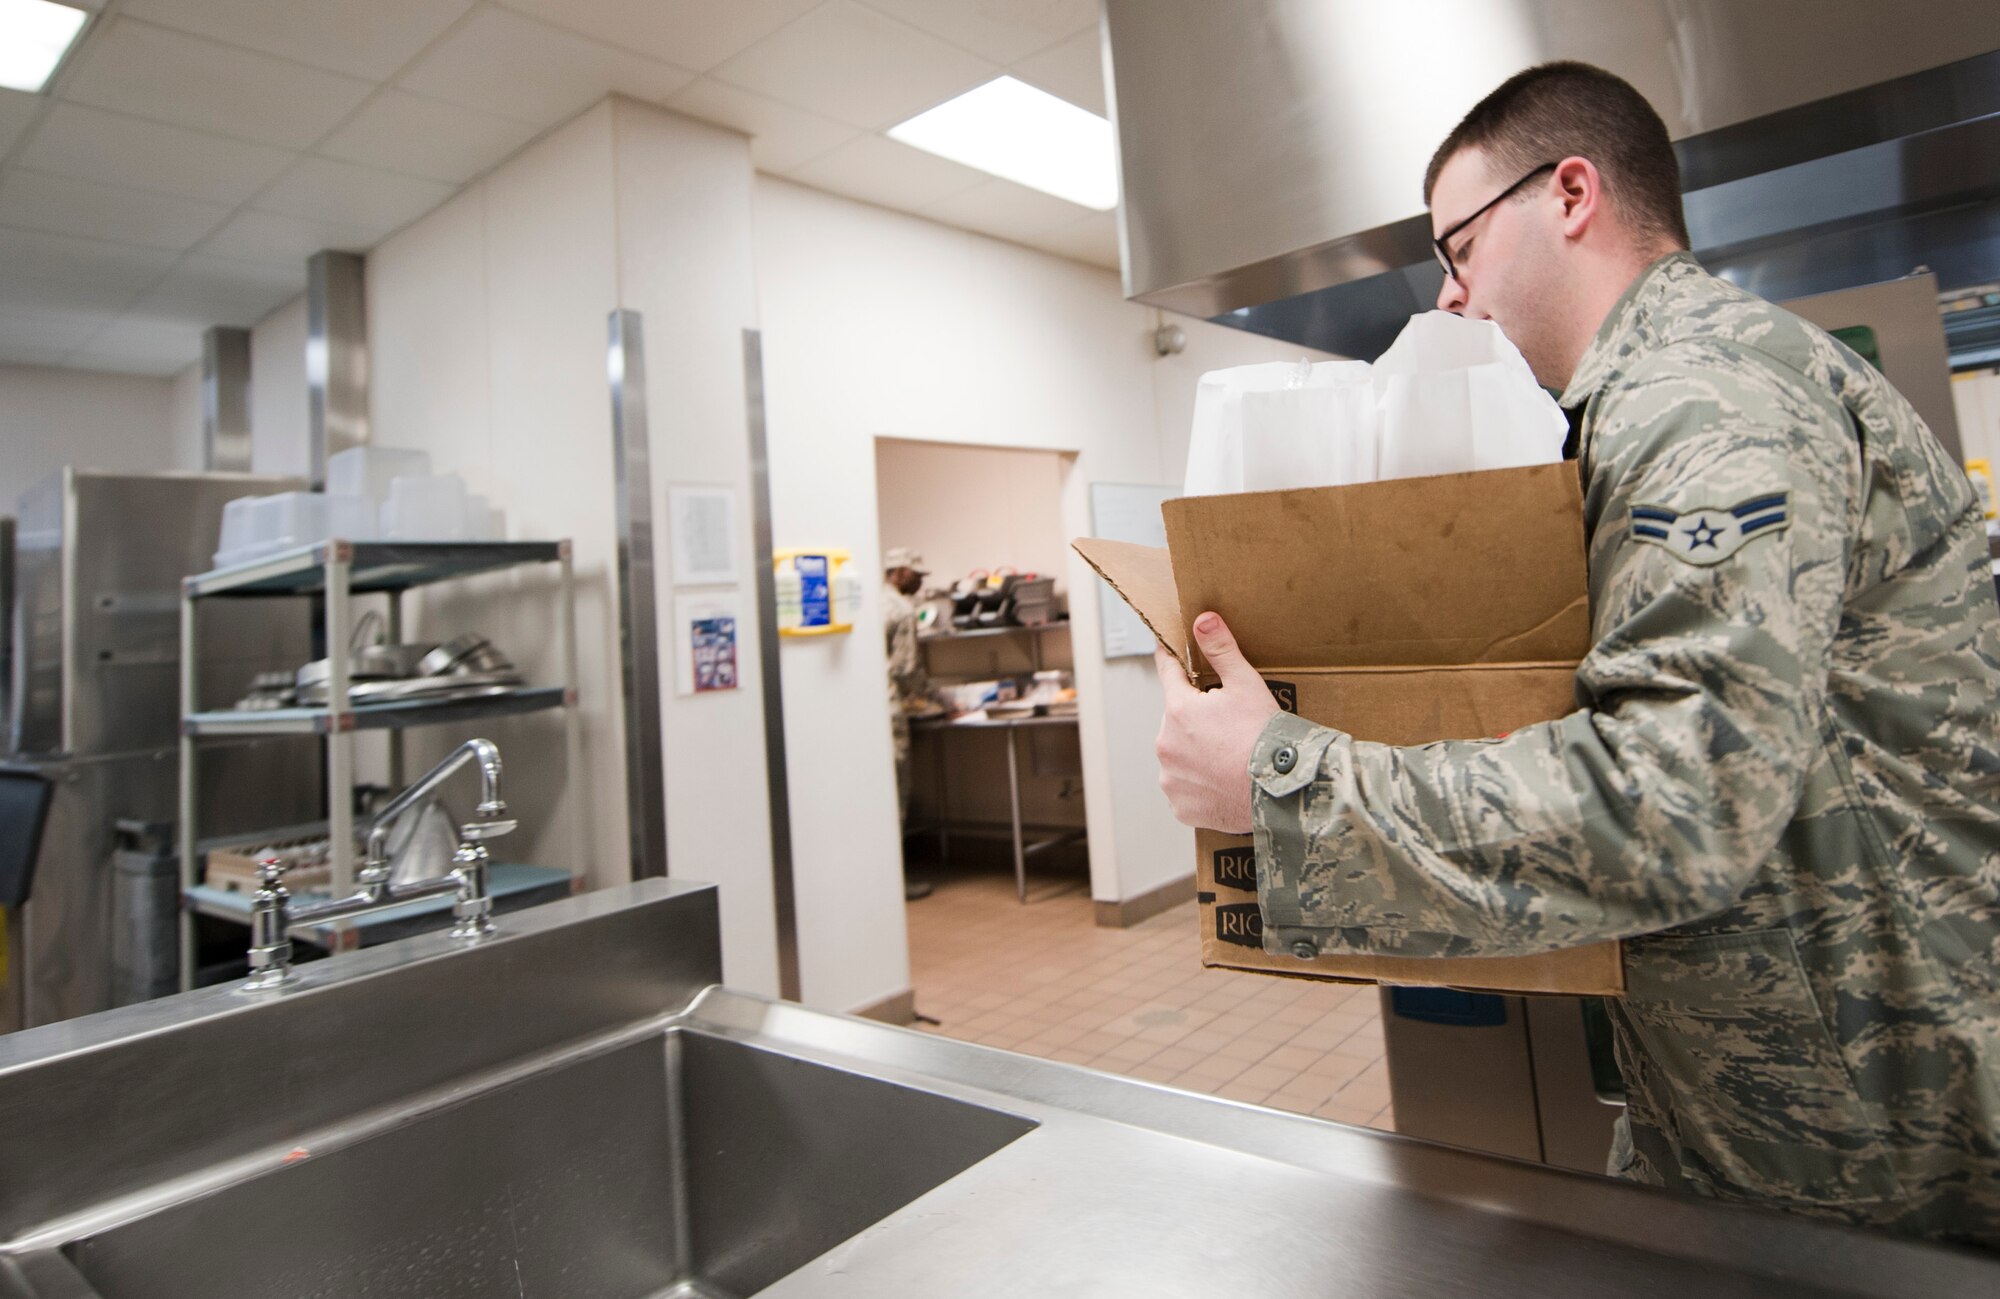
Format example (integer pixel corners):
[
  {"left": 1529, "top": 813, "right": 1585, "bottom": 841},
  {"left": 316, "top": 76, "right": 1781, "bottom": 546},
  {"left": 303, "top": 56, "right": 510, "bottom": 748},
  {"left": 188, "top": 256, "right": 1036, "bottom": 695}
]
[{"left": 873, "top": 437, "right": 1089, "bottom": 910}]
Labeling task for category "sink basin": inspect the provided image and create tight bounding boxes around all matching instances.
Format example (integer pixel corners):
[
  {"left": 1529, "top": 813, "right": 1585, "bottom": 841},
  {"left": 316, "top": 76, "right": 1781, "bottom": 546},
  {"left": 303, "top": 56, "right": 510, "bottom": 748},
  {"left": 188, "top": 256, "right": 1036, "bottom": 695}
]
[{"left": 61, "top": 1030, "right": 1035, "bottom": 1299}]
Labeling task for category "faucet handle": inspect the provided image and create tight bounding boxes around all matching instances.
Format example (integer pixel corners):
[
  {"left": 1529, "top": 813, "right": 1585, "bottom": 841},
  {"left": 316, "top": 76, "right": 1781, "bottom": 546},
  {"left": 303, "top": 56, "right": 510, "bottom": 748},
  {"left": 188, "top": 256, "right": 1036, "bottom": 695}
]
[{"left": 243, "top": 857, "right": 296, "bottom": 992}]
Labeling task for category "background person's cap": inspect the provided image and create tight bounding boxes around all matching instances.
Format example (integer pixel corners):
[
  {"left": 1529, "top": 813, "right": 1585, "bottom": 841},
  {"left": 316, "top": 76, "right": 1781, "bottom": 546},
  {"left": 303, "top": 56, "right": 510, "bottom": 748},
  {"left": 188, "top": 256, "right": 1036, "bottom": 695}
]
[{"left": 883, "top": 547, "right": 927, "bottom": 573}]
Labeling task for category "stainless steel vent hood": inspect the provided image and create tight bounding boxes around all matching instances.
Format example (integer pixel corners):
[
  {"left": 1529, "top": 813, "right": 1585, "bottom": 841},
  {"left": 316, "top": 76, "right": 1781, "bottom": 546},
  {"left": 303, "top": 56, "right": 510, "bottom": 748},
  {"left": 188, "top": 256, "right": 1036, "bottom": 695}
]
[{"left": 1104, "top": 1, "right": 2000, "bottom": 361}]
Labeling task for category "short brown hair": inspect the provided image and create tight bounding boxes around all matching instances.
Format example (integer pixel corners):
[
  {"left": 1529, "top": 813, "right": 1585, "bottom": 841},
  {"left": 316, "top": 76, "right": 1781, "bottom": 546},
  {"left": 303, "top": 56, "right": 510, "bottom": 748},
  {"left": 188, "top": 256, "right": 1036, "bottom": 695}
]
[{"left": 1423, "top": 62, "right": 1689, "bottom": 249}]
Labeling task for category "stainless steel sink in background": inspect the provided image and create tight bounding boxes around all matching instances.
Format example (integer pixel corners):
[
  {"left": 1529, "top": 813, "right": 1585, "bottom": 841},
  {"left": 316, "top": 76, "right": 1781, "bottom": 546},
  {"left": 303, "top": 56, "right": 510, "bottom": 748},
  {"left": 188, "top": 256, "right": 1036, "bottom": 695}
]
[
  {"left": 3, "top": 879, "right": 1997, "bottom": 1299},
  {"left": 62, "top": 1030, "right": 1032, "bottom": 1299}
]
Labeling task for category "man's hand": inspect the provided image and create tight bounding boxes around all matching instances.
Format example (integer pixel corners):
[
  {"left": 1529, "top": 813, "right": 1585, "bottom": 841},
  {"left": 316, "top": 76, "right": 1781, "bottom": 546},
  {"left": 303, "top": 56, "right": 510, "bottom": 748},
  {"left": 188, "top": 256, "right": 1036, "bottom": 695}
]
[{"left": 1154, "top": 611, "right": 1280, "bottom": 833}]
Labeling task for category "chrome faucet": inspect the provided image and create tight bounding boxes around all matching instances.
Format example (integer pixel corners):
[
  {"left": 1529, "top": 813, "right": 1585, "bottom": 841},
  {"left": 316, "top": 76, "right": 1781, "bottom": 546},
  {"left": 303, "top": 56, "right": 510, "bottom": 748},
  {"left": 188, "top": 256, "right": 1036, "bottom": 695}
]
[{"left": 243, "top": 738, "right": 516, "bottom": 992}]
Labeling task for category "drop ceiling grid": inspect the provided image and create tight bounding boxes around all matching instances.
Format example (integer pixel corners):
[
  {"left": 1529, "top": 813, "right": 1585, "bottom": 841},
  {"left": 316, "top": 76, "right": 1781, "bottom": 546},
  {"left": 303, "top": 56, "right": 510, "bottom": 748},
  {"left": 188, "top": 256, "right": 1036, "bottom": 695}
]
[{"left": 0, "top": 0, "right": 1116, "bottom": 375}]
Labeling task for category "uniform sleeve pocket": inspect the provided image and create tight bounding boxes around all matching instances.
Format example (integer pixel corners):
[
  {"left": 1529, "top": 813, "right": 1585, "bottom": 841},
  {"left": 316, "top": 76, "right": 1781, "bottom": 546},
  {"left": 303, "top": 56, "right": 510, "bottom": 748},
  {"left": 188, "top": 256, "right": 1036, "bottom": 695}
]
[{"left": 1617, "top": 928, "right": 1901, "bottom": 1208}]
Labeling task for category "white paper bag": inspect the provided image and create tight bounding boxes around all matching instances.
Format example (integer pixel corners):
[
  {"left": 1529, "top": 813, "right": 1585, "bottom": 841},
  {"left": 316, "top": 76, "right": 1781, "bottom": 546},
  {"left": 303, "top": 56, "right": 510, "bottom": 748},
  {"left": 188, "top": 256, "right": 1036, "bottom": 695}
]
[
  {"left": 1184, "top": 359, "right": 1372, "bottom": 496},
  {"left": 1183, "top": 312, "right": 1567, "bottom": 496},
  {"left": 1374, "top": 311, "right": 1568, "bottom": 476},
  {"left": 1239, "top": 368, "right": 1376, "bottom": 491}
]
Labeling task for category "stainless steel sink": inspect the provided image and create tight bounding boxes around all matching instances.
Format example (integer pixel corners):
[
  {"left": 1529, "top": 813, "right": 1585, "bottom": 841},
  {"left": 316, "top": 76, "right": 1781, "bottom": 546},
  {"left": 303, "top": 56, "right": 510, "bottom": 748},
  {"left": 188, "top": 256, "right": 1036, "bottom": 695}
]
[
  {"left": 60, "top": 1029, "right": 1033, "bottom": 1299},
  {"left": 6, "top": 880, "right": 1998, "bottom": 1299}
]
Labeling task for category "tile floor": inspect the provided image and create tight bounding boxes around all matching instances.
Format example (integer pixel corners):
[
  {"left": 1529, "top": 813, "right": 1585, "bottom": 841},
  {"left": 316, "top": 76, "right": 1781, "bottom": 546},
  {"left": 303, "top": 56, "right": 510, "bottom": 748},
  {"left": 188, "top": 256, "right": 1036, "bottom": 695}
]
[{"left": 905, "top": 864, "right": 1394, "bottom": 1132}]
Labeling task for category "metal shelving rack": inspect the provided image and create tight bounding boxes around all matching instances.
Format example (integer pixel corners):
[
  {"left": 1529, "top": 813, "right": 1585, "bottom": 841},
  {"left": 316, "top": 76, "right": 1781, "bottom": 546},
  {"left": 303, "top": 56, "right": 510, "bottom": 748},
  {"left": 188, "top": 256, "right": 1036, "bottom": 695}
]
[{"left": 176, "top": 539, "right": 581, "bottom": 990}]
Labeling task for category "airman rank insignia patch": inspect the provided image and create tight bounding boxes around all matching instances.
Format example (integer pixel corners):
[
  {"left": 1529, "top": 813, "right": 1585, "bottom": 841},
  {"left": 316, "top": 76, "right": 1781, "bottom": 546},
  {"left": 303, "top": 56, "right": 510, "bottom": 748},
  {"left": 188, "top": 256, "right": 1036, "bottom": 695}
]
[{"left": 1629, "top": 491, "right": 1790, "bottom": 566}]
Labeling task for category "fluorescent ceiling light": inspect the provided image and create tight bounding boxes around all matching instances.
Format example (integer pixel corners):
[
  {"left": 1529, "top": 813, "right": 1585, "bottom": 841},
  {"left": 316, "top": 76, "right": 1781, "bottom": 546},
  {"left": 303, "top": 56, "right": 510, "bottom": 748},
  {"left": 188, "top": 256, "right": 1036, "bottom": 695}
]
[
  {"left": 0, "top": 0, "right": 87, "bottom": 93},
  {"left": 888, "top": 75, "right": 1117, "bottom": 211}
]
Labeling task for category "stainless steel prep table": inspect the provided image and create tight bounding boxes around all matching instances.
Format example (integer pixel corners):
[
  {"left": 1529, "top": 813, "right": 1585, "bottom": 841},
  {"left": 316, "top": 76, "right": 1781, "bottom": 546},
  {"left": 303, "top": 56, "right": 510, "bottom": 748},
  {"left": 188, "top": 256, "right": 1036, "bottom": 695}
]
[{"left": 912, "top": 711, "right": 1086, "bottom": 902}]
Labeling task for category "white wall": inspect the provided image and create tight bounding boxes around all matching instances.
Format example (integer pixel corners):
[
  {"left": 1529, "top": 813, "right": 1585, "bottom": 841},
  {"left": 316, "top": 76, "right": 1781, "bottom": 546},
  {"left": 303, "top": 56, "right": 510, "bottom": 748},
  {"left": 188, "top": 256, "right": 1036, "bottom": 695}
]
[
  {"left": 169, "top": 361, "right": 202, "bottom": 473},
  {"left": 607, "top": 97, "right": 778, "bottom": 994},
  {"left": 754, "top": 176, "right": 1331, "bottom": 1015},
  {"left": 250, "top": 297, "right": 309, "bottom": 479},
  {"left": 0, "top": 363, "right": 186, "bottom": 508},
  {"left": 368, "top": 104, "right": 623, "bottom": 937},
  {"left": 876, "top": 440, "right": 1073, "bottom": 593},
  {"left": 363, "top": 98, "right": 779, "bottom": 996}
]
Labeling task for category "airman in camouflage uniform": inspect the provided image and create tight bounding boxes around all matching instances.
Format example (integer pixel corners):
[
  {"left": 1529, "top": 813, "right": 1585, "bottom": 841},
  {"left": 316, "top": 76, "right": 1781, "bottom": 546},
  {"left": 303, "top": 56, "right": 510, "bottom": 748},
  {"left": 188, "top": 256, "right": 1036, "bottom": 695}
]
[{"left": 1250, "top": 251, "right": 2000, "bottom": 1247}]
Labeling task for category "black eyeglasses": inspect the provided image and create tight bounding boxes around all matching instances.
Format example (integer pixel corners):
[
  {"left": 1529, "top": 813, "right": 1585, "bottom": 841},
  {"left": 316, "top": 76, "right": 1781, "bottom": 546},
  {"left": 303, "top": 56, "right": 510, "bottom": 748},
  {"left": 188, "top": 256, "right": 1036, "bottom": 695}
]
[{"left": 1432, "top": 162, "right": 1557, "bottom": 283}]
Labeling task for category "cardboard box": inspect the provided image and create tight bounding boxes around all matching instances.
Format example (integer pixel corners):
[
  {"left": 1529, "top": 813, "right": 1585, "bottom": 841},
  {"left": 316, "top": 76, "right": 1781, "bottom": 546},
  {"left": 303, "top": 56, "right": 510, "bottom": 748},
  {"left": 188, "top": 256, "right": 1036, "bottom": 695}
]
[{"left": 1075, "top": 462, "right": 1624, "bottom": 997}]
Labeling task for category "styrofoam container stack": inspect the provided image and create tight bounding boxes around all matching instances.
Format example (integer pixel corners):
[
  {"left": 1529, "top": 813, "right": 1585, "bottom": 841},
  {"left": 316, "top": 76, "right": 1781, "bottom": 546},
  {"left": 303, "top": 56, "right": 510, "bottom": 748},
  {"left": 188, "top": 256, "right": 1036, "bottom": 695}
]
[
  {"left": 380, "top": 473, "right": 470, "bottom": 541},
  {"left": 213, "top": 495, "right": 262, "bottom": 569},
  {"left": 210, "top": 492, "right": 376, "bottom": 570},
  {"left": 327, "top": 446, "right": 432, "bottom": 506},
  {"left": 464, "top": 493, "right": 503, "bottom": 541}
]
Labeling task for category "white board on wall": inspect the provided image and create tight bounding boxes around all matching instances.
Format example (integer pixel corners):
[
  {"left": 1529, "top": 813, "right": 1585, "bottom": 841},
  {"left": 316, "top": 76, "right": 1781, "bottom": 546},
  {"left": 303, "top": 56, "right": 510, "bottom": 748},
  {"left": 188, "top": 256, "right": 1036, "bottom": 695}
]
[{"left": 1088, "top": 481, "right": 1178, "bottom": 659}]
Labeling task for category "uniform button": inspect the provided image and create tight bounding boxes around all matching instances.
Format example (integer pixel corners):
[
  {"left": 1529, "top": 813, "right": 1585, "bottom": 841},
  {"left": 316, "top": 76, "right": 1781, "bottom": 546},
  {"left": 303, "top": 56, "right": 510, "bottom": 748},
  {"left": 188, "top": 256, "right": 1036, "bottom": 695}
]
[
  {"left": 1272, "top": 745, "right": 1297, "bottom": 774},
  {"left": 1291, "top": 940, "right": 1316, "bottom": 960}
]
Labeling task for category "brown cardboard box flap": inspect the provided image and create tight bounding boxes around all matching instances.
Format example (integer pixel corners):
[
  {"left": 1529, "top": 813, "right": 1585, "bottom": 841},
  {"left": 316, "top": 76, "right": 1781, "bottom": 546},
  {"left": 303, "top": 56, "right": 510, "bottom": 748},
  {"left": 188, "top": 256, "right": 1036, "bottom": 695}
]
[
  {"left": 1071, "top": 536, "right": 1189, "bottom": 666},
  {"left": 1161, "top": 462, "right": 1589, "bottom": 672}
]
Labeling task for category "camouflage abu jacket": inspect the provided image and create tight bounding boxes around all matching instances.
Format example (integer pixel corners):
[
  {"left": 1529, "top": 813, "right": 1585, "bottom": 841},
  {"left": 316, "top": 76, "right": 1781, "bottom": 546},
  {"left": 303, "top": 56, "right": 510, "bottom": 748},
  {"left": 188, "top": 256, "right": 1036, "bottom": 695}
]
[{"left": 1249, "top": 252, "right": 2000, "bottom": 1247}]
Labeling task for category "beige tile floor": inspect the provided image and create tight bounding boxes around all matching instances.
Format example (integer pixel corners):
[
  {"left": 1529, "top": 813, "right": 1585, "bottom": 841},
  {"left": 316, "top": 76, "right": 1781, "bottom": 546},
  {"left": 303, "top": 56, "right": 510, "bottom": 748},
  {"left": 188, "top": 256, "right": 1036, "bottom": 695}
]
[{"left": 905, "top": 866, "right": 1394, "bottom": 1132}]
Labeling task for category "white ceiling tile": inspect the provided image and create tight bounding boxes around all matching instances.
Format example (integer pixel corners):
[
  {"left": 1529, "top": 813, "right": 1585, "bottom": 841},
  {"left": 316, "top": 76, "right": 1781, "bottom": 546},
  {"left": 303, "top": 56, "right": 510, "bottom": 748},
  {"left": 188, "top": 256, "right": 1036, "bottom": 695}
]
[
  {"left": 253, "top": 158, "right": 457, "bottom": 235},
  {"left": 0, "top": 169, "right": 232, "bottom": 252},
  {"left": 197, "top": 208, "right": 382, "bottom": 267},
  {"left": 0, "top": 228, "right": 177, "bottom": 294},
  {"left": 788, "top": 133, "right": 988, "bottom": 212},
  {"left": 0, "top": 308, "right": 112, "bottom": 356},
  {"left": 0, "top": 88, "right": 41, "bottom": 157},
  {"left": 16, "top": 103, "right": 297, "bottom": 205},
  {"left": 713, "top": 1, "right": 998, "bottom": 130},
  {"left": 1028, "top": 209, "right": 1120, "bottom": 270},
  {"left": 399, "top": 7, "right": 695, "bottom": 125},
  {"left": 61, "top": 18, "right": 375, "bottom": 151},
  {"left": 921, "top": 176, "right": 1092, "bottom": 243},
  {"left": 1009, "top": 24, "right": 1104, "bottom": 116},
  {"left": 665, "top": 78, "right": 858, "bottom": 173},
  {"left": 0, "top": 274, "right": 149, "bottom": 316},
  {"left": 70, "top": 315, "right": 208, "bottom": 375},
  {"left": 318, "top": 90, "right": 544, "bottom": 184},
  {"left": 496, "top": 0, "right": 819, "bottom": 72},
  {"left": 119, "top": 0, "right": 475, "bottom": 81},
  {"left": 861, "top": 0, "right": 1096, "bottom": 65},
  {"left": 132, "top": 256, "right": 307, "bottom": 327}
]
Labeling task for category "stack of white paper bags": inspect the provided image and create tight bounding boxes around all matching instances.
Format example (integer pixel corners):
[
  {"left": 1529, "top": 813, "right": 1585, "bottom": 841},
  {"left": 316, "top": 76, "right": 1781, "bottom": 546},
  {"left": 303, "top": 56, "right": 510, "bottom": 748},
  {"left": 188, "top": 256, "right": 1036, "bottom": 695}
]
[{"left": 1184, "top": 311, "right": 1569, "bottom": 496}]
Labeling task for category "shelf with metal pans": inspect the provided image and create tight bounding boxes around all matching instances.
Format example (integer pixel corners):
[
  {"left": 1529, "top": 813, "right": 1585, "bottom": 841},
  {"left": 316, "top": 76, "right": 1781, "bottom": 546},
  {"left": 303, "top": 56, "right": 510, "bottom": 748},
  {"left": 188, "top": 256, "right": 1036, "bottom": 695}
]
[
  {"left": 184, "top": 685, "right": 570, "bottom": 737},
  {"left": 184, "top": 539, "right": 568, "bottom": 598}
]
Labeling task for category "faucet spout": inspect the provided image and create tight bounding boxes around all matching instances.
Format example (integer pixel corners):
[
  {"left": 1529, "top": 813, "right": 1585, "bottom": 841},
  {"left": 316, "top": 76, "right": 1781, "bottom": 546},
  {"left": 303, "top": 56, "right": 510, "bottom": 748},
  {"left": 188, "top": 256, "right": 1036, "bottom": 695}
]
[
  {"left": 243, "top": 738, "right": 515, "bottom": 993},
  {"left": 364, "top": 738, "right": 511, "bottom": 874}
]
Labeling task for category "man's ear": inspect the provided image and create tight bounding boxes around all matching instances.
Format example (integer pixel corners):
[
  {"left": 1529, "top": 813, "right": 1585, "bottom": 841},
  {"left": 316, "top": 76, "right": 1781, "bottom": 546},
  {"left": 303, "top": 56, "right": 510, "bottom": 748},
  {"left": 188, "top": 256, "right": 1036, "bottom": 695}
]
[{"left": 1554, "top": 155, "right": 1601, "bottom": 240}]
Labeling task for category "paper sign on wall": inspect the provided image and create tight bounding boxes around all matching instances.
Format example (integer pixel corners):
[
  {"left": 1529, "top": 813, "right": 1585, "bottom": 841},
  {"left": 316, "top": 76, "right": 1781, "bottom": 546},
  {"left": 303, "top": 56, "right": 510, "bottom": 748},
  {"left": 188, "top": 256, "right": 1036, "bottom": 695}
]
[
  {"left": 675, "top": 592, "right": 741, "bottom": 695},
  {"left": 668, "top": 485, "right": 738, "bottom": 586}
]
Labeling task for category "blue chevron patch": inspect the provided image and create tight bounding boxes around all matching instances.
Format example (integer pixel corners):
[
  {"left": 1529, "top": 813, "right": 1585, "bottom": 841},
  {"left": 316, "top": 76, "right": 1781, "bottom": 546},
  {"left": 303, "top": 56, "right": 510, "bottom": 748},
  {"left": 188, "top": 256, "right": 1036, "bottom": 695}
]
[{"left": 1629, "top": 491, "right": 1790, "bottom": 565}]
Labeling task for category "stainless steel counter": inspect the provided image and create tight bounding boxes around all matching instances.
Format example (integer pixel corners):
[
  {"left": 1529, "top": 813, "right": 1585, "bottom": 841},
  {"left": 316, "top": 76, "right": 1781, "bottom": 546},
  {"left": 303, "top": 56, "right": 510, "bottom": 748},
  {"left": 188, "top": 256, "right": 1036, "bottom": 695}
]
[{"left": 0, "top": 881, "right": 1992, "bottom": 1298}]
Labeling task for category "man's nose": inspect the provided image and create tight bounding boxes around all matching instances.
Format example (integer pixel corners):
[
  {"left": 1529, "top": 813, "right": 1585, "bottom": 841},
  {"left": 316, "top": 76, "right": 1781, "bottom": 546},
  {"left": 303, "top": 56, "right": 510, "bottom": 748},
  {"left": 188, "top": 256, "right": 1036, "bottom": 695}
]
[{"left": 1435, "top": 271, "right": 1466, "bottom": 314}]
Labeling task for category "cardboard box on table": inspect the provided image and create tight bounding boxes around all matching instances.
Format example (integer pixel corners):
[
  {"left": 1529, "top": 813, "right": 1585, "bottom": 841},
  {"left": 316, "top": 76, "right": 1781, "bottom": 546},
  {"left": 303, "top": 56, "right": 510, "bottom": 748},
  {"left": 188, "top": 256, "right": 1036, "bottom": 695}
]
[{"left": 1075, "top": 461, "right": 1624, "bottom": 997}]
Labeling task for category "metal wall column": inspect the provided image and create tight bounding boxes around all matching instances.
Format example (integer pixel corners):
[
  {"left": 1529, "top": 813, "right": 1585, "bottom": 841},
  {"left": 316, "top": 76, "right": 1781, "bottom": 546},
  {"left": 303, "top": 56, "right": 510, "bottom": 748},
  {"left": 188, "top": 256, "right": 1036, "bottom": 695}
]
[
  {"left": 306, "top": 251, "right": 368, "bottom": 489},
  {"left": 742, "top": 329, "right": 800, "bottom": 1001},
  {"left": 200, "top": 327, "right": 252, "bottom": 473},
  {"left": 608, "top": 310, "right": 669, "bottom": 881}
]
